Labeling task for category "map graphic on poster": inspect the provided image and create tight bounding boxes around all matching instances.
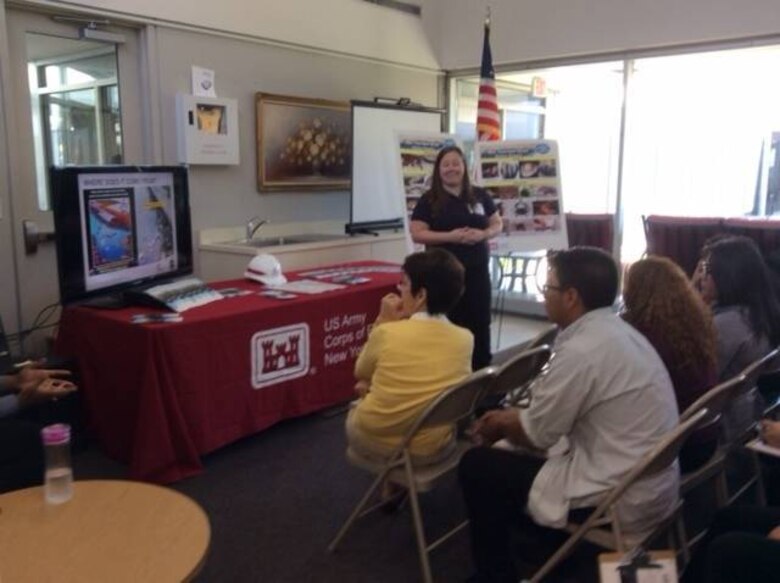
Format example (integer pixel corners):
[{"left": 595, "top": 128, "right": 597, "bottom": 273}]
[
  {"left": 396, "top": 132, "right": 463, "bottom": 252},
  {"left": 475, "top": 139, "right": 568, "bottom": 253}
]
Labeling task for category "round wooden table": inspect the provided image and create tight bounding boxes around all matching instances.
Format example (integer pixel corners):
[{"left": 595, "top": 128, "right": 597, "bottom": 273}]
[{"left": 0, "top": 480, "right": 210, "bottom": 582}]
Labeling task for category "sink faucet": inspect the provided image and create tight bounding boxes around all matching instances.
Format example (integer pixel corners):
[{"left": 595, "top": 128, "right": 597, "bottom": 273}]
[{"left": 246, "top": 216, "right": 268, "bottom": 240}]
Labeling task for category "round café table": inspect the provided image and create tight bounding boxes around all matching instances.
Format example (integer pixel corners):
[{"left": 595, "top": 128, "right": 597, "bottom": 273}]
[{"left": 0, "top": 479, "right": 210, "bottom": 582}]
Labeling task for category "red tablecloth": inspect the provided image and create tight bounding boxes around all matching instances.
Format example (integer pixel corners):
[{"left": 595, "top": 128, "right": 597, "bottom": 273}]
[{"left": 55, "top": 261, "right": 400, "bottom": 483}]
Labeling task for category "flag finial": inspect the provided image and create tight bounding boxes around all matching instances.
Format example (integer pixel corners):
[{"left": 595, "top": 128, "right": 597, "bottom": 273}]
[{"left": 485, "top": 6, "right": 491, "bottom": 27}]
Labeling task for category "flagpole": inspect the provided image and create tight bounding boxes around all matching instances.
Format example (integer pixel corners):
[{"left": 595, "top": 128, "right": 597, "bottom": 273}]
[{"left": 485, "top": 6, "right": 491, "bottom": 28}]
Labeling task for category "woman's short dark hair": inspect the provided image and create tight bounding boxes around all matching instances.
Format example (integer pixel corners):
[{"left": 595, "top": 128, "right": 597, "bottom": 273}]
[
  {"left": 548, "top": 247, "right": 618, "bottom": 311},
  {"left": 706, "top": 235, "right": 780, "bottom": 344},
  {"left": 403, "top": 248, "right": 465, "bottom": 315}
]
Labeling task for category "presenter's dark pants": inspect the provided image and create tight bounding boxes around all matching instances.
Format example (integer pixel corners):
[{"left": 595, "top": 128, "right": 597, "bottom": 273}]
[
  {"left": 458, "top": 447, "right": 545, "bottom": 583},
  {"left": 0, "top": 418, "right": 43, "bottom": 493},
  {"left": 450, "top": 262, "right": 492, "bottom": 371},
  {"left": 684, "top": 505, "right": 780, "bottom": 583}
]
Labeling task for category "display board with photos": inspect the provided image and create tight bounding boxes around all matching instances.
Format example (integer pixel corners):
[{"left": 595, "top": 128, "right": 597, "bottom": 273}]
[{"left": 475, "top": 140, "right": 568, "bottom": 253}]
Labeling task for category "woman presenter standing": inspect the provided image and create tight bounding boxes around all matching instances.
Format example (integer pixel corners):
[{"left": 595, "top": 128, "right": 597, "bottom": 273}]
[{"left": 410, "top": 146, "right": 502, "bottom": 370}]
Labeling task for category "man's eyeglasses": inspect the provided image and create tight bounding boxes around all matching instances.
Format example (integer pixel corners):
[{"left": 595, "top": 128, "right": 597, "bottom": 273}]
[{"left": 541, "top": 283, "right": 563, "bottom": 294}]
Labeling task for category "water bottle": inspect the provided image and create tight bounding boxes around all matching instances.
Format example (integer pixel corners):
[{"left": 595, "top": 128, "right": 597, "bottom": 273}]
[{"left": 41, "top": 423, "right": 73, "bottom": 504}]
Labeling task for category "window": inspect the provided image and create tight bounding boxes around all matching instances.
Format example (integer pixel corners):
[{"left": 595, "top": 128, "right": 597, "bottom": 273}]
[
  {"left": 451, "top": 45, "right": 780, "bottom": 263},
  {"left": 450, "top": 61, "right": 624, "bottom": 215},
  {"left": 27, "top": 35, "right": 123, "bottom": 210}
]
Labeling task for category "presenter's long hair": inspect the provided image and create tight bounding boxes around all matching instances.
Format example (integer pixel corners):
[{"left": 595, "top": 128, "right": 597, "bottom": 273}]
[
  {"left": 623, "top": 256, "right": 717, "bottom": 379},
  {"left": 426, "top": 146, "right": 476, "bottom": 217}
]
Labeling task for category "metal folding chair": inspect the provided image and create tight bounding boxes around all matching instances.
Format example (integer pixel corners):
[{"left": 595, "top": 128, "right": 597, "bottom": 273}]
[
  {"left": 483, "top": 345, "right": 551, "bottom": 408},
  {"left": 724, "top": 348, "right": 780, "bottom": 507},
  {"left": 529, "top": 409, "right": 709, "bottom": 583},
  {"left": 679, "top": 374, "right": 750, "bottom": 509},
  {"left": 328, "top": 367, "right": 498, "bottom": 583}
]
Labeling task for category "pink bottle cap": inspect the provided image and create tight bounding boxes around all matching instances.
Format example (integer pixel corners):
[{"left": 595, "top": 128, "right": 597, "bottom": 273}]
[{"left": 41, "top": 423, "right": 71, "bottom": 445}]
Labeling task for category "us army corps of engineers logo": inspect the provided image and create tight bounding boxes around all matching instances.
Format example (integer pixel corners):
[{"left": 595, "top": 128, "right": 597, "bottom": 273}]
[{"left": 251, "top": 323, "right": 310, "bottom": 388}]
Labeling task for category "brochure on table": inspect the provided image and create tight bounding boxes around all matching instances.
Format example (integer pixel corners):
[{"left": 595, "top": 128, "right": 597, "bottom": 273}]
[
  {"left": 474, "top": 139, "right": 568, "bottom": 254},
  {"left": 395, "top": 132, "right": 463, "bottom": 253},
  {"left": 141, "top": 277, "right": 223, "bottom": 312}
]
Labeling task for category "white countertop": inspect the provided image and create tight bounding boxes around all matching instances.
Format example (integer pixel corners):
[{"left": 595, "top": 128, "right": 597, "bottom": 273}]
[{"left": 199, "top": 221, "right": 406, "bottom": 255}]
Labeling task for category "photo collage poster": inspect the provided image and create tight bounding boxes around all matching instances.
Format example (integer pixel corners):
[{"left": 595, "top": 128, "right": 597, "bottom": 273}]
[
  {"left": 396, "top": 132, "right": 463, "bottom": 252},
  {"left": 475, "top": 140, "right": 567, "bottom": 253}
]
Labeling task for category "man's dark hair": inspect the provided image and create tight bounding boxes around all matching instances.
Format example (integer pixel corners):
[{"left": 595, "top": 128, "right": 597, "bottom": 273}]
[
  {"left": 403, "top": 248, "right": 465, "bottom": 315},
  {"left": 548, "top": 247, "right": 618, "bottom": 311}
]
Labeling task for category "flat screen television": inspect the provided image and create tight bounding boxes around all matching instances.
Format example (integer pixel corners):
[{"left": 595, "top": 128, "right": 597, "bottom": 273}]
[{"left": 50, "top": 165, "right": 194, "bottom": 306}]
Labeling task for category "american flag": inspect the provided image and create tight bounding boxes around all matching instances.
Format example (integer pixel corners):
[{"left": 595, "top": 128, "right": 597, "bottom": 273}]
[{"left": 477, "top": 20, "right": 500, "bottom": 141}]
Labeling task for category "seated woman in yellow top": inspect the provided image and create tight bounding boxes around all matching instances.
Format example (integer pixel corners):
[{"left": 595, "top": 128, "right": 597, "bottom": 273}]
[{"left": 346, "top": 248, "right": 474, "bottom": 464}]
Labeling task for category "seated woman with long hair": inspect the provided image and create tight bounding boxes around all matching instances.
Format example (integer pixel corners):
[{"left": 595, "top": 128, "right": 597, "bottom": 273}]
[
  {"left": 346, "top": 248, "right": 473, "bottom": 466},
  {"left": 694, "top": 235, "right": 780, "bottom": 381},
  {"left": 623, "top": 256, "right": 718, "bottom": 471}
]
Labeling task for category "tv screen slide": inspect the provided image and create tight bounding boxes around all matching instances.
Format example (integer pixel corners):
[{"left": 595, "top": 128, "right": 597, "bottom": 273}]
[
  {"left": 78, "top": 172, "right": 179, "bottom": 291},
  {"left": 52, "top": 165, "right": 193, "bottom": 306}
]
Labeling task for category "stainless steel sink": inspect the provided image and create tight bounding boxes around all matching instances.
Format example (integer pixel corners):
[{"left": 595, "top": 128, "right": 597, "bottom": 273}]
[{"left": 221, "top": 233, "right": 349, "bottom": 248}]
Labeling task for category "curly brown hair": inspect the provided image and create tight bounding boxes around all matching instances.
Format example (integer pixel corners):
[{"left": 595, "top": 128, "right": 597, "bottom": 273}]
[{"left": 623, "top": 256, "right": 717, "bottom": 377}]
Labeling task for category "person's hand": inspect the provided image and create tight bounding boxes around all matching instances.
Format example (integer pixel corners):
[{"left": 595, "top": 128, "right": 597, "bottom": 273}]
[
  {"left": 16, "top": 364, "right": 76, "bottom": 407},
  {"left": 768, "top": 525, "right": 780, "bottom": 541},
  {"left": 376, "top": 293, "right": 405, "bottom": 324},
  {"left": 15, "top": 364, "right": 73, "bottom": 394},
  {"left": 691, "top": 259, "right": 705, "bottom": 293},
  {"left": 354, "top": 379, "right": 370, "bottom": 399},
  {"left": 449, "top": 228, "right": 470, "bottom": 244},
  {"left": 468, "top": 409, "right": 514, "bottom": 446},
  {"left": 760, "top": 419, "right": 780, "bottom": 448},
  {"left": 461, "top": 228, "right": 486, "bottom": 245}
]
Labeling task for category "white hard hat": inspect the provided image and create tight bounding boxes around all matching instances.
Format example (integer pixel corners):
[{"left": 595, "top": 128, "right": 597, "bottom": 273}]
[{"left": 244, "top": 254, "right": 287, "bottom": 286}]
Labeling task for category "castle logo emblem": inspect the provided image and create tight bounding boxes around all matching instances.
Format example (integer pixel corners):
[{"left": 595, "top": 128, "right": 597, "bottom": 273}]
[{"left": 251, "top": 323, "right": 310, "bottom": 388}]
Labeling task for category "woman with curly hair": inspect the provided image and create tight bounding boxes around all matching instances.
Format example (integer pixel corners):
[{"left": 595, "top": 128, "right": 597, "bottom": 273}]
[{"left": 623, "top": 256, "right": 718, "bottom": 471}]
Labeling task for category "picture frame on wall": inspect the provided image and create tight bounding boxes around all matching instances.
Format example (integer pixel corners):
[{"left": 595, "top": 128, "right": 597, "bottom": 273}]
[{"left": 256, "top": 93, "right": 352, "bottom": 191}]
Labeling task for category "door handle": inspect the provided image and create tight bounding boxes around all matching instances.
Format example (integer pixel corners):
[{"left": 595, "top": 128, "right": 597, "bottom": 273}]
[{"left": 22, "top": 219, "right": 55, "bottom": 255}]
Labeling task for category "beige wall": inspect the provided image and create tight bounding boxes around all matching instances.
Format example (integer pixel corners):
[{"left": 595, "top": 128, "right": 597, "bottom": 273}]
[
  {"left": 151, "top": 26, "right": 441, "bottom": 237},
  {"left": 28, "top": 0, "right": 439, "bottom": 70}
]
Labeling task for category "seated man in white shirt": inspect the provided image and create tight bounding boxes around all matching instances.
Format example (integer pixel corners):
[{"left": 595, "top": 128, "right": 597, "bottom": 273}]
[{"left": 459, "top": 247, "right": 679, "bottom": 583}]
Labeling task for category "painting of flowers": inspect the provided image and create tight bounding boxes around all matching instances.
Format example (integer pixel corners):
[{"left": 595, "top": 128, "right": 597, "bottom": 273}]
[{"left": 256, "top": 93, "right": 351, "bottom": 191}]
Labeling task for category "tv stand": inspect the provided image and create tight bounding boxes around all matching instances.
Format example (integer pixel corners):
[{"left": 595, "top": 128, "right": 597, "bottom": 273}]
[{"left": 80, "top": 294, "right": 130, "bottom": 310}]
